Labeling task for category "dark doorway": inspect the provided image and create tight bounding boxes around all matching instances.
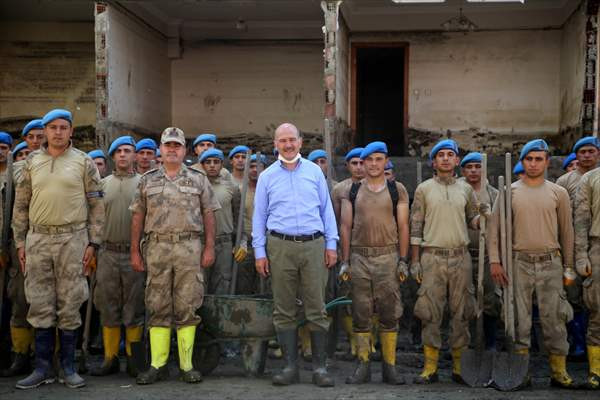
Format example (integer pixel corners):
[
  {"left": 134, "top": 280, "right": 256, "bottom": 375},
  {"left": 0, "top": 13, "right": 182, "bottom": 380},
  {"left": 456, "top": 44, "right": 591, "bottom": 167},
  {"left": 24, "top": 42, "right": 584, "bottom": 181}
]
[{"left": 353, "top": 45, "right": 408, "bottom": 156}]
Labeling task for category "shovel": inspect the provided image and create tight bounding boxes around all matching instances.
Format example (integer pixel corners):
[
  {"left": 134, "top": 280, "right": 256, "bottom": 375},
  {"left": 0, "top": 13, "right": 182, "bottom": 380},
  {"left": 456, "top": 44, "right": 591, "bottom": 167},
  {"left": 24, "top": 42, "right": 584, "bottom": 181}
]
[
  {"left": 461, "top": 154, "right": 494, "bottom": 387},
  {"left": 78, "top": 269, "right": 96, "bottom": 374},
  {"left": 492, "top": 153, "right": 529, "bottom": 391}
]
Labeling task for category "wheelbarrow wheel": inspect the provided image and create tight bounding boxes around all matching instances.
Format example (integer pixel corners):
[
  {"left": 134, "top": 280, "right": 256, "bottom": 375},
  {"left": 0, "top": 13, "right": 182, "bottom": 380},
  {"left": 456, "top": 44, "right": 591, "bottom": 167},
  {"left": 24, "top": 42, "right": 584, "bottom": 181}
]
[{"left": 193, "top": 329, "right": 221, "bottom": 376}]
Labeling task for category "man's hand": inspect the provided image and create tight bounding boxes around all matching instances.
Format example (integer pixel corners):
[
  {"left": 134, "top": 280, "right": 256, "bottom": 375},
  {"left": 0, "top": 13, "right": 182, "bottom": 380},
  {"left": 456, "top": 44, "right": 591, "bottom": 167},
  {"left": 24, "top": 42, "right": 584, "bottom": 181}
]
[
  {"left": 256, "top": 257, "right": 270, "bottom": 278},
  {"left": 410, "top": 261, "right": 422, "bottom": 284},
  {"left": 131, "top": 250, "right": 145, "bottom": 272},
  {"left": 233, "top": 240, "right": 248, "bottom": 263},
  {"left": 338, "top": 261, "right": 351, "bottom": 281},
  {"left": 17, "top": 247, "right": 26, "bottom": 274},
  {"left": 325, "top": 249, "right": 337, "bottom": 269},
  {"left": 201, "top": 246, "right": 215, "bottom": 269},
  {"left": 576, "top": 258, "right": 592, "bottom": 277},
  {"left": 397, "top": 259, "right": 409, "bottom": 283},
  {"left": 478, "top": 203, "right": 492, "bottom": 220},
  {"left": 490, "top": 262, "right": 509, "bottom": 287},
  {"left": 82, "top": 245, "right": 96, "bottom": 276}
]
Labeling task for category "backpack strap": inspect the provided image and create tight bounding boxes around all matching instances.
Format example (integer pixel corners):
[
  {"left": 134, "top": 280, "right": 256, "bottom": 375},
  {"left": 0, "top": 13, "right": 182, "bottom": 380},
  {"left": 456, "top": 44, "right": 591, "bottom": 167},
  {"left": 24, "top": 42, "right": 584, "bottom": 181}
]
[
  {"left": 349, "top": 181, "right": 361, "bottom": 227},
  {"left": 387, "top": 179, "right": 399, "bottom": 227}
]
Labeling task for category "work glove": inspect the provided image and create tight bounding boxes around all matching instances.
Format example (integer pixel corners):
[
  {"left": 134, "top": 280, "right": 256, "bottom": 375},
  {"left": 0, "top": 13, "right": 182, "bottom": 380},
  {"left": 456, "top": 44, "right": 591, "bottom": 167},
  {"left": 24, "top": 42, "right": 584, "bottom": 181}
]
[
  {"left": 575, "top": 257, "right": 592, "bottom": 277},
  {"left": 563, "top": 267, "right": 577, "bottom": 287},
  {"left": 478, "top": 202, "right": 492, "bottom": 220},
  {"left": 410, "top": 261, "right": 422, "bottom": 284},
  {"left": 338, "top": 261, "right": 351, "bottom": 282},
  {"left": 233, "top": 239, "right": 248, "bottom": 263},
  {"left": 397, "top": 258, "right": 409, "bottom": 283}
]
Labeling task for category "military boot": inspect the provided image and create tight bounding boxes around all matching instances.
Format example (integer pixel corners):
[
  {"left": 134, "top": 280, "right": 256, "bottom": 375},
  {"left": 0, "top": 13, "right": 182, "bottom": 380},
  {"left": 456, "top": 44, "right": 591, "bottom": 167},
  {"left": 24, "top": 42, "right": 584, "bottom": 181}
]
[
  {"left": 549, "top": 354, "right": 577, "bottom": 389},
  {"left": 272, "top": 329, "right": 299, "bottom": 385},
  {"left": 451, "top": 347, "right": 465, "bottom": 384},
  {"left": 414, "top": 345, "right": 439, "bottom": 384},
  {"left": 310, "top": 329, "right": 334, "bottom": 387},
  {"left": 58, "top": 330, "right": 85, "bottom": 388},
  {"left": 346, "top": 332, "right": 371, "bottom": 384},
  {"left": 15, "top": 328, "right": 56, "bottom": 390},
  {"left": 380, "top": 331, "right": 404, "bottom": 385},
  {"left": 137, "top": 327, "right": 171, "bottom": 385},
  {"left": 2, "top": 327, "right": 33, "bottom": 377},
  {"left": 91, "top": 326, "right": 121, "bottom": 376},
  {"left": 586, "top": 345, "right": 600, "bottom": 390}
]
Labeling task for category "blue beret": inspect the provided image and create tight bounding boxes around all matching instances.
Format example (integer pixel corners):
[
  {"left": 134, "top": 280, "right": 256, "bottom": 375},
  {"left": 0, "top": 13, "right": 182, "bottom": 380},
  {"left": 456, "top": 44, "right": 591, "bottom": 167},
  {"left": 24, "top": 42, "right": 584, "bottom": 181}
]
[
  {"left": 193, "top": 134, "right": 217, "bottom": 147},
  {"left": 251, "top": 154, "right": 267, "bottom": 164},
  {"left": 199, "top": 148, "right": 224, "bottom": 163},
  {"left": 22, "top": 119, "right": 44, "bottom": 136},
  {"left": 360, "top": 141, "right": 388, "bottom": 159},
  {"left": 0, "top": 132, "right": 13, "bottom": 146},
  {"left": 430, "top": 139, "right": 459, "bottom": 161},
  {"left": 460, "top": 152, "right": 482, "bottom": 167},
  {"left": 228, "top": 145, "right": 250, "bottom": 159},
  {"left": 385, "top": 160, "right": 394, "bottom": 171},
  {"left": 108, "top": 136, "right": 136, "bottom": 156},
  {"left": 42, "top": 109, "right": 72, "bottom": 126},
  {"left": 562, "top": 153, "right": 577, "bottom": 171},
  {"left": 519, "top": 139, "right": 549, "bottom": 161},
  {"left": 135, "top": 138, "right": 157, "bottom": 153},
  {"left": 513, "top": 161, "right": 524, "bottom": 175},
  {"left": 156, "top": 149, "right": 161, "bottom": 157},
  {"left": 308, "top": 149, "right": 328, "bottom": 162},
  {"left": 345, "top": 147, "right": 364, "bottom": 161},
  {"left": 87, "top": 149, "right": 106, "bottom": 160},
  {"left": 573, "top": 136, "right": 599, "bottom": 153},
  {"left": 13, "top": 141, "right": 28, "bottom": 155}
]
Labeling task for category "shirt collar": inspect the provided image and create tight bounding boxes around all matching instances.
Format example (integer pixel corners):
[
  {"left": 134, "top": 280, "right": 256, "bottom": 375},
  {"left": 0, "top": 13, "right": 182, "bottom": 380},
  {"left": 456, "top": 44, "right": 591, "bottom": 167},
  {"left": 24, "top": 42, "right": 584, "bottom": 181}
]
[{"left": 434, "top": 175, "right": 456, "bottom": 185}]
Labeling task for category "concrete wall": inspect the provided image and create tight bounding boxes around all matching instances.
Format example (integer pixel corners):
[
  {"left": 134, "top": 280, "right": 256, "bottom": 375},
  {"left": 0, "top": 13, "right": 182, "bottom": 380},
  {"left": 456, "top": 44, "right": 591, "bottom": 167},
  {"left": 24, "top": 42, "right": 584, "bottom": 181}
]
[
  {"left": 171, "top": 42, "right": 324, "bottom": 138},
  {"left": 336, "top": 15, "right": 350, "bottom": 124}
]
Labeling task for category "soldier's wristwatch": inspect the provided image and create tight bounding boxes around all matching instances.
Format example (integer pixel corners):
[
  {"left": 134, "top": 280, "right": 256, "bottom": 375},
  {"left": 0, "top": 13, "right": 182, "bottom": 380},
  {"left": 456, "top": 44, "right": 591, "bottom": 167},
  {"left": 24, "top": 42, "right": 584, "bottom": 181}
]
[{"left": 88, "top": 242, "right": 100, "bottom": 251}]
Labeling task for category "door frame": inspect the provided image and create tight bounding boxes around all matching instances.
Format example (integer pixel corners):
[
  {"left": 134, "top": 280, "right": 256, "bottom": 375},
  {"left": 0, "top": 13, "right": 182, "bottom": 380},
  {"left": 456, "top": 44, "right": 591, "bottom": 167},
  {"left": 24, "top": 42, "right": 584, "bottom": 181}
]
[{"left": 350, "top": 42, "right": 410, "bottom": 151}]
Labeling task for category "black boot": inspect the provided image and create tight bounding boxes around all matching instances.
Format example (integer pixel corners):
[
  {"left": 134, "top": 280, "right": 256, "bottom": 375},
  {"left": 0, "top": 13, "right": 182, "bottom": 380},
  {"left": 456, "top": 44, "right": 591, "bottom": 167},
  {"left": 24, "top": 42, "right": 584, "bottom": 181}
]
[
  {"left": 483, "top": 314, "right": 498, "bottom": 351},
  {"left": 310, "top": 330, "right": 335, "bottom": 387},
  {"left": 1, "top": 353, "right": 31, "bottom": 377},
  {"left": 58, "top": 330, "right": 85, "bottom": 388},
  {"left": 15, "top": 328, "right": 56, "bottom": 390},
  {"left": 272, "top": 330, "right": 299, "bottom": 386},
  {"left": 91, "top": 357, "right": 120, "bottom": 376},
  {"left": 382, "top": 362, "right": 405, "bottom": 385},
  {"left": 136, "top": 366, "right": 169, "bottom": 385}
]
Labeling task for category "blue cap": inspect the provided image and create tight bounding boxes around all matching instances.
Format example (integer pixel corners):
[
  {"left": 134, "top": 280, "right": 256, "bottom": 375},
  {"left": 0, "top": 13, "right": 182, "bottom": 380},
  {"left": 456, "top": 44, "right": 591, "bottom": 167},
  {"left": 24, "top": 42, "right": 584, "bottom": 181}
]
[
  {"left": 430, "top": 139, "right": 459, "bottom": 161},
  {"left": 42, "top": 109, "right": 72, "bottom": 126},
  {"left": 135, "top": 138, "right": 157, "bottom": 153},
  {"left": 345, "top": 147, "right": 364, "bottom": 161},
  {"left": 193, "top": 134, "right": 217, "bottom": 147},
  {"left": 0, "top": 132, "right": 13, "bottom": 146},
  {"left": 228, "top": 145, "right": 250, "bottom": 159},
  {"left": 562, "top": 153, "right": 577, "bottom": 171},
  {"left": 460, "top": 152, "right": 482, "bottom": 167},
  {"left": 573, "top": 136, "right": 599, "bottom": 153},
  {"left": 87, "top": 149, "right": 106, "bottom": 160},
  {"left": 360, "top": 141, "right": 388, "bottom": 159},
  {"left": 519, "top": 139, "right": 549, "bottom": 161},
  {"left": 108, "top": 136, "right": 136, "bottom": 156},
  {"left": 251, "top": 154, "right": 267, "bottom": 164},
  {"left": 385, "top": 160, "right": 394, "bottom": 170},
  {"left": 156, "top": 149, "right": 161, "bottom": 157},
  {"left": 308, "top": 149, "right": 328, "bottom": 162},
  {"left": 199, "top": 148, "right": 224, "bottom": 163},
  {"left": 22, "top": 119, "right": 44, "bottom": 136},
  {"left": 13, "top": 141, "right": 28, "bottom": 155},
  {"left": 513, "top": 161, "right": 524, "bottom": 175}
]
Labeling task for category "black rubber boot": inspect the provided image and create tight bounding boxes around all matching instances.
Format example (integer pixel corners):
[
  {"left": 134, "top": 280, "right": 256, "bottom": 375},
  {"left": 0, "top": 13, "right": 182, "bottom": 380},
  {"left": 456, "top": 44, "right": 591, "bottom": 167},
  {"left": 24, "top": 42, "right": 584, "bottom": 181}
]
[
  {"left": 346, "top": 361, "right": 371, "bottom": 384},
  {"left": 136, "top": 365, "right": 170, "bottom": 385},
  {"left": 1, "top": 353, "right": 31, "bottom": 377},
  {"left": 126, "top": 356, "right": 139, "bottom": 378},
  {"left": 180, "top": 369, "right": 203, "bottom": 383},
  {"left": 272, "top": 330, "right": 300, "bottom": 386},
  {"left": 90, "top": 357, "right": 120, "bottom": 376},
  {"left": 310, "top": 330, "right": 334, "bottom": 387},
  {"left": 382, "top": 362, "right": 405, "bottom": 385},
  {"left": 59, "top": 330, "right": 85, "bottom": 388},
  {"left": 15, "top": 328, "right": 56, "bottom": 390}
]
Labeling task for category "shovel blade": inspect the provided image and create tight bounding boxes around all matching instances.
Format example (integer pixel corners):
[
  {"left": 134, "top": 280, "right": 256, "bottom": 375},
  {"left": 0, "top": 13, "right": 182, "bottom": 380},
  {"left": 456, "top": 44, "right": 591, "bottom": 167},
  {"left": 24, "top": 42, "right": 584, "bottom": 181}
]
[
  {"left": 461, "top": 348, "right": 494, "bottom": 387},
  {"left": 130, "top": 340, "right": 149, "bottom": 374},
  {"left": 491, "top": 352, "right": 530, "bottom": 391}
]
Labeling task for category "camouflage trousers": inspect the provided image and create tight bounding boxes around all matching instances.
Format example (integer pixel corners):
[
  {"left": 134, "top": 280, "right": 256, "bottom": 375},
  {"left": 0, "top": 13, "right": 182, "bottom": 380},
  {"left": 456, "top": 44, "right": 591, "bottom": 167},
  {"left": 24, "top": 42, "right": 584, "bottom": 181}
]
[
  {"left": 584, "top": 239, "right": 600, "bottom": 346},
  {"left": 7, "top": 242, "right": 30, "bottom": 328},
  {"left": 414, "top": 248, "right": 476, "bottom": 350},
  {"left": 203, "top": 235, "right": 232, "bottom": 295},
  {"left": 470, "top": 250, "right": 502, "bottom": 319},
  {"left": 94, "top": 247, "right": 145, "bottom": 327},
  {"left": 23, "top": 227, "right": 89, "bottom": 330},
  {"left": 513, "top": 252, "right": 572, "bottom": 355},
  {"left": 144, "top": 236, "right": 204, "bottom": 327},
  {"left": 267, "top": 235, "right": 329, "bottom": 332}
]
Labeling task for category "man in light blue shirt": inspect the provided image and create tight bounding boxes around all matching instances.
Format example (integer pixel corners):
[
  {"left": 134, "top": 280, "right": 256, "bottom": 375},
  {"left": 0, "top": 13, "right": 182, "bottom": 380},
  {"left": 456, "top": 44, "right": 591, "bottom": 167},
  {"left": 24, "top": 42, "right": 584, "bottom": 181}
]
[{"left": 252, "top": 123, "right": 338, "bottom": 388}]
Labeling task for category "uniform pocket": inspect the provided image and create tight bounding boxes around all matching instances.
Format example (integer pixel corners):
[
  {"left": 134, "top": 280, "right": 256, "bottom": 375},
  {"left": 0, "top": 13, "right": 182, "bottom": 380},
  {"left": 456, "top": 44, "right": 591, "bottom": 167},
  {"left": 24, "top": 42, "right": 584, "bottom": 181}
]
[
  {"left": 414, "top": 286, "right": 433, "bottom": 322},
  {"left": 583, "top": 278, "right": 600, "bottom": 311},
  {"left": 462, "top": 285, "right": 477, "bottom": 321},
  {"left": 557, "top": 291, "right": 574, "bottom": 323}
]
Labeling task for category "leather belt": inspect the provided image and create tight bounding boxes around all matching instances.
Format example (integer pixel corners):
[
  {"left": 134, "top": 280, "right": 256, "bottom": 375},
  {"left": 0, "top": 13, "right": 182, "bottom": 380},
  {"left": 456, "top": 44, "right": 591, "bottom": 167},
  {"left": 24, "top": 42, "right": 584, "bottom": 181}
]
[
  {"left": 148, "top": 232, "right": 202, "bottom": 243},
  {"left": 270, "top": 231, "right": 323, "bottom": 242},
  {"left": 215, "top": 235, "right": 232, "bottom": 245},
  {"left": 423, "top": 247, "right": 466, "bottom": 257},
  {"left": 103, "top": 242, "right": 130, "bottom": 253},
  {"left": 30, "top": 222, "right": 86, "bottom": 234},
  {"left": 352, "top": 245, "right": 397, "bottom": 257},
  {"left": 515, "top": 251, "right": 555, "bottom": 263}
]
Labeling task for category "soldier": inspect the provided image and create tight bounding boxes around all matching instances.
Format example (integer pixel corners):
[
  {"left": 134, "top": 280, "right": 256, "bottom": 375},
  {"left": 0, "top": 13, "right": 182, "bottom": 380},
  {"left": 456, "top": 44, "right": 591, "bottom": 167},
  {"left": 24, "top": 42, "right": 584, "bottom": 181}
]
[
  {"left": 339, "top": 141, "right": 410, "bottom": 385},
  {"left": 13, "top": 142, "right": 30, "bottom": 162},
  {"left": 489, "top": 139, "right": 577, "bottom": 388},
  {"left": 384, "top": 160, "right": 395, "bottom": 182},
  {"left": 410, "top": 139, "right": 480, "bottom": 384},
  {"left": 155, "top": 149, "right": 162, "bottom": 167},
  {"left": 308, "top": 149, "right": 337, "bottom": 185},
  {"left": 22, "top": 119, "right": 45, "bottom": 151},
  {"left": 514, "top": 161, "right": 525, "bottom": 179},
  {"left": 574, "top": 164, "right": 600, "bottom": 389},
  {"left": 199, "top": 148, "right": 245, "bottom": 294},
  {"left": 459, "top": 152, "right": 500, "bottom": 350},
  {"left": 191, "top": 133, "right": 232, "bottom": 181},
  {"left": 135, "top": 138, "right": 158, "bottom": 175},
  {"left": 253, "top": 123, "right": 338, "bottom": 387},
  {"left": 130, "top": 127, "right": 219, "bottom": 385},
  {"left": 228, "top": 145, "right": 250, "bottom": 189},
  {"left": 88, "top": 149, "right": 107, "bottom": 177},
  {"left": 562, "top": 153, "right": 578, "bottom": 174},
  {"left": 12, "top": 109, "right": 105, "bottom": 389},
  {"left": 90, "top": 136, "right": 145, "bottom": 377}
]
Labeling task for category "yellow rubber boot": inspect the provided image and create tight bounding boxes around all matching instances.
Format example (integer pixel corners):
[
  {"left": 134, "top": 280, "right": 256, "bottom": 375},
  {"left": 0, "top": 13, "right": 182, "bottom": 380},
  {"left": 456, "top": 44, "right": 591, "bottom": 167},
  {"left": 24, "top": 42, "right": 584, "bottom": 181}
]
[
  {"left": 103, "top": 326, "right": 121, "bottom": 360},
  {"left": 298, "top": 325, "right": 312, "bottom": 361},
  {"left": 341, "top": 315, "right": 357, "bottom": 357},
  {"left": 176, "top": 326, "right": 196, "bottom": 372},
  {"left": 380, "top": 332, "right": 397, "bottom": 366},
  {"left": 125, "top": 326, "right": 143, "bottom": 357},
  {"left": 150, "top": 327, "right": 171, "bottom": 369},
  {"left": 415, "top": 345, "right": 439, "bottom": 384},
  {"left": 10, "top": 327, "right": 32, "bottom": 354},
  {"left": 345, "top": 332, "right": 372, "bottom": 384},
  {"left": 587, "top": 345, "right": 600, "bottom": 389},
  {"left": 549, "top": 354, "right": 576, "bottom": 388},
  {"left": 451, "top": 347, "right": 465, "bottom": 384}
]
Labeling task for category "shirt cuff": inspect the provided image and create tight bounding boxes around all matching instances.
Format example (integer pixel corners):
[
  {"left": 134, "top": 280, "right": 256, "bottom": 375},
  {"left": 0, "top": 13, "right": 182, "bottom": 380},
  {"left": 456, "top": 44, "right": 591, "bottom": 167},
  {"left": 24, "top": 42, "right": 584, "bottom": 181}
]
[
  {"left": 410, "top": 237, "right": 422, "bottom": 246},
  {"left": 326, "top": 240, "right": 337, "bottom": 251},
  {"left": 15, "top": 241, "right": 25, "bottom": 249},
  {"left": 254, "top": 246, "right": 266, "bottom": 259}
]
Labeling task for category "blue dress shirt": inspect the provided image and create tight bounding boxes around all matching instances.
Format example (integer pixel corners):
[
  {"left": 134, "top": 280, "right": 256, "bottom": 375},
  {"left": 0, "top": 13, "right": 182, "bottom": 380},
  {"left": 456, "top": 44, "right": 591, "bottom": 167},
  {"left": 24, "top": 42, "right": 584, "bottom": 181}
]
[{"left": 252, "top": 158, "right": 339, "bottom": 259}]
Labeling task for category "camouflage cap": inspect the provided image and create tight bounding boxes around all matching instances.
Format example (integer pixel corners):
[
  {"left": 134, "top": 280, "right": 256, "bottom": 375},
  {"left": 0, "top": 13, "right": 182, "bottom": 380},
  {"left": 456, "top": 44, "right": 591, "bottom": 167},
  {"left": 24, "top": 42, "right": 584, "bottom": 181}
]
[{"left": 161, "top": 127, "right": 186, "bottom": 146}]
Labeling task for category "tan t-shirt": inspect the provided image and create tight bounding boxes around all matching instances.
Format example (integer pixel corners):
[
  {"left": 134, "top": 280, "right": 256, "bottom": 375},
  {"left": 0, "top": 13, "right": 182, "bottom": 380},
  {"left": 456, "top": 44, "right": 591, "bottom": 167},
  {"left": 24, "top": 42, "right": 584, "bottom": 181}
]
[
  {"left": 574, "top": 168, "right": 600, "bottom": 259},
  {"left": 101, "top": 172, "right": 140, "bottom": 243},
  {"left": 410, "top": 176, "right": 479, "bottom": 249},
  {"left": 244, "top": 185, "right": 256, "bottom": 238},
  {"left": 331, "top": 178, "right": 353, "bottom": 224},
  {"left": 344, "top": 180, "right": 409, "bottom": 247},
  {"left": 458, "top": 178, "right": 499, "bottom": 251},
  {"left": 556, "top": 169, "right": 583, "bottom": 201},
  {"left": 209, "top": 176, "right": 240, "bottom": 236},
  {"left": 488, "top": 179, "right": 574, "bottom": 266}
]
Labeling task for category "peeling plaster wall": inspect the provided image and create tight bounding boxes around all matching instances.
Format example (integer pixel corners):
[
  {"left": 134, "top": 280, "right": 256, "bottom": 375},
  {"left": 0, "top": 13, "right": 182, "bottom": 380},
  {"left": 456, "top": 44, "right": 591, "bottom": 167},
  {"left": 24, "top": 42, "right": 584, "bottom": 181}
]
[{"left": 171, "top": 42, "right": 324, "bottom": 138}]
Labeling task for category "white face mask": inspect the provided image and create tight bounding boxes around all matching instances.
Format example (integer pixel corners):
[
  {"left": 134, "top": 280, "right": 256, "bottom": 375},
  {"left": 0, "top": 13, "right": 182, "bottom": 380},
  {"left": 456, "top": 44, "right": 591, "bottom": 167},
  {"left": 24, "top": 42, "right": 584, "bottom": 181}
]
[{"left": 278, "top": 153, "right": 301, "bottom": 164}]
